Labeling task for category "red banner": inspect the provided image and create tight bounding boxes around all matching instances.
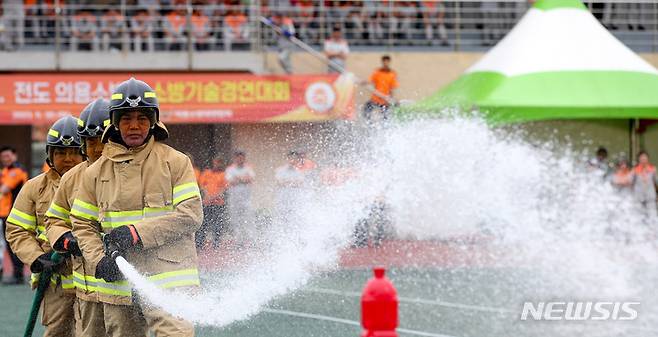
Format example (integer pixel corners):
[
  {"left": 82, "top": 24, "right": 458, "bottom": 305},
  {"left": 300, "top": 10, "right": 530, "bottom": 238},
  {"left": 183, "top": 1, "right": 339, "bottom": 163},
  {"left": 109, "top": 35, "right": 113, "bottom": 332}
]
[{"left": 0, "top": 73, "right": 355, "bottom": 125}]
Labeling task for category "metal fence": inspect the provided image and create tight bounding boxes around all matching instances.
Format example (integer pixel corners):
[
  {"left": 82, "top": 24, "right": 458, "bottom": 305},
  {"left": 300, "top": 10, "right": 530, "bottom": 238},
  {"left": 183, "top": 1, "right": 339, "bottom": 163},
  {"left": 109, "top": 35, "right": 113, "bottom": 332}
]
[{"left": 1, "top": 1, "right": 658, "bottom": 54}]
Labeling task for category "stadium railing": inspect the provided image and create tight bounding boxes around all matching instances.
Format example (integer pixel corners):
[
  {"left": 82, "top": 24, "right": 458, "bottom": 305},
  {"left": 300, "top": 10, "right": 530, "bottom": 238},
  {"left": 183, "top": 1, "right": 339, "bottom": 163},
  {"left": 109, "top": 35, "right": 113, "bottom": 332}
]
[{"left": 0, "top": 1, "right": 657, "bottom": 55}]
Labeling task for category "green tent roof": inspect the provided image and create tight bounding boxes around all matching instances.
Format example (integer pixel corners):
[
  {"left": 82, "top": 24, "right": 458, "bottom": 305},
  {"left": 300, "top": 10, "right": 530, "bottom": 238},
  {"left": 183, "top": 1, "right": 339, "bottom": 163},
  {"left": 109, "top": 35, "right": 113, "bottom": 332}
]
[{"left": 407, "top": 0, "right": 658, "bottom": 123}]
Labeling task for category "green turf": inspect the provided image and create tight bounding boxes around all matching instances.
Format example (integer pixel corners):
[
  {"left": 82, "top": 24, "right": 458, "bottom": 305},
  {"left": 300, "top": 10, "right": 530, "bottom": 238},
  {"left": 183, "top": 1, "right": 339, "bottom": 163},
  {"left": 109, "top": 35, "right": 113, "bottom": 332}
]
[{"left": 1, "top": 268, "right": 655, "bottom": 337}]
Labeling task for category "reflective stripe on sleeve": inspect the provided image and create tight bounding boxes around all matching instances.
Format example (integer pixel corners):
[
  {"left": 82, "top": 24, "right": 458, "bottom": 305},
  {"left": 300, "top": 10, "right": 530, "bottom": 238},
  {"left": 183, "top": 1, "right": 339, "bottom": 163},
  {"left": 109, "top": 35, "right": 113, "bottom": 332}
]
[
  {"left": 7, "top": 208, "right": 37, "bottom": 231},
  {"left": 73, "top": 268, "right": 200, "bottom": 297},
  {"left": 172, "top": 182, "right": 201, "bottom": 205},
  {"left": 45, "top": 202, "right": 71, "bottom": 223},
  {"left": 71, "top": 199, "right": 99, "bottom": 221},
  {"left": 101, "top": 207, "right": 174, "bottom": 229}
]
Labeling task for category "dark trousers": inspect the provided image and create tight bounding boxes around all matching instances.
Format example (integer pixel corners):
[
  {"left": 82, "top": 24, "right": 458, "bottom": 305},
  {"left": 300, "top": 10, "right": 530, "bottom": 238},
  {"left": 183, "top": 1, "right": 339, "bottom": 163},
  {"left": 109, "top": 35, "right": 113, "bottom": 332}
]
[
  {"left": 195, "top": 205, "right": 226, "bottom": 250},
  {"left": 362, "top": 100, "right": 392, "bottom": 122},
  {"left": 2, "top": 217, "right": 24, "bottom": 280}
]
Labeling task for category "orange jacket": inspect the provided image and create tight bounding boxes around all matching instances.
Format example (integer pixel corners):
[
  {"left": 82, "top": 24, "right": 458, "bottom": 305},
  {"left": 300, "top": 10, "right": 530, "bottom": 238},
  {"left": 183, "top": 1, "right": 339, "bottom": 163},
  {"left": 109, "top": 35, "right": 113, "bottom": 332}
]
[
  {"left": 0, "top": 163, "right": 29, "bottom": 217},
  {"left": 370, "top": 68, "right": 399, "bottom": 105},
  {"left": 199, "top": 169, "right": 227, "bottom": 206}
]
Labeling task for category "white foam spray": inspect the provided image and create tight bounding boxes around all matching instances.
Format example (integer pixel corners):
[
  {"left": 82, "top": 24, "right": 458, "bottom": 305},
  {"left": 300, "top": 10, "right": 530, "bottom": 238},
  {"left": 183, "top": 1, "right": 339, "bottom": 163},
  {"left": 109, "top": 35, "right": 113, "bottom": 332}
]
[{"left": 117, "top": 115, "right": 658, "bottom": 329}]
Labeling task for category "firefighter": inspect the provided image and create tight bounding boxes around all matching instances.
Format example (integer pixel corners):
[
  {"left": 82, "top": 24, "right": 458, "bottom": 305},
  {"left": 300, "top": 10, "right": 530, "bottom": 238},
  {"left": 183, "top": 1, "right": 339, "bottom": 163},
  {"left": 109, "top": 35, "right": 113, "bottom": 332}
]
[
  {"left": 45, "top": 98, "right": 110, "bottom": 336},
  {"left": 70, "top": 78, "right": 202, "bottom": 337},
  {"left": 5, "top": 115, "right": 84, "bottom": 337}
]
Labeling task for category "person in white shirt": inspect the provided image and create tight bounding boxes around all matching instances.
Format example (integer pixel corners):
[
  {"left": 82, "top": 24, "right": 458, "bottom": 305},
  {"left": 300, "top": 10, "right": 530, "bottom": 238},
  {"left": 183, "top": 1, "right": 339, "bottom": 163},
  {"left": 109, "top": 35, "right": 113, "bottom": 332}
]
[
  {"left": 225, "top": 150, "right": 256, "bottom": 243},
  {"left": 323, "top": 26, "right": 350, "bottom": 74},
  {"left": 274, "top": 151, "right": 306, "bottom": 221}
]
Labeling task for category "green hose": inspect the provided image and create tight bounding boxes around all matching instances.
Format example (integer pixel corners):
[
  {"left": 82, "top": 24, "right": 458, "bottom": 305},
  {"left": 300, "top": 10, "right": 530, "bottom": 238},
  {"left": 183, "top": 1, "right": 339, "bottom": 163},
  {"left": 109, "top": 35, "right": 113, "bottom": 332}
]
[{"left": 23, "top": 251, "right": 62, "bottom": 337}]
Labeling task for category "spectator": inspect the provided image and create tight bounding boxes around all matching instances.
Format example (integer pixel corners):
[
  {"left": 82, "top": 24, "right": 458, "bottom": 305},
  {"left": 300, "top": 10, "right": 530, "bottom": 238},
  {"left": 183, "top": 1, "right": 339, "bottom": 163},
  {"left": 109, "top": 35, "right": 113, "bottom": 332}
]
[
  {"left": 296, "top": 0, "right": 315, "bottom": 42},
  {"left": 392, "top": 1, "right": 414, "bottom": 41},
  {"left": 130, "top": 7, "right": 155, "bottom": 52},
  {"left": 191, "top": 7, "right": 213, "bottom": 51},
  {"left": 273, "top": 11, "right": 295, "bottom": 74},
  {"left": 99, "top": 8, "right": 126, "bottom": 52},
  {"left": 611, "top": 157, "right": 633, "bottom": 194},
  {"left": 225, "top": 151, "right": 256, "bottom": 243},
  {"left": 138, "top": 0, "right": 161, "bottom": 16},
  {"left": 480, "top": 1, "right": 503, "bottom": 46},
  {"left": 422, "top": 0, "right": 449, "bottom": 46},
  {"left": 587, "top": 146, "right": 611, "bottom": 177},
  {"left": 354, "top": 195, "right": 391, "bottom": 248},
  {"left": 223, "top": 8, "right": 249, "bottom": 51},
  {"left": 196, "top": 157, "right": 228, "bottom": 250},
  {"left": 363, "top": 55, "right": 399, "bottom": 122},
  {"left": 163, "top": 6, "right": 187, "bottom": 51},
  {"left": 3, "top": 0, "right": 25, "bottom": 50},
  {"left": 632, "top": 151, "right": 658, "bottom": 221},
  {"left": 70, "top": 8, "right": 99, "bottom": 51},
  {"left": 363, "top": 0, "right": 384, "bottom": 43},
  {"left": 345, "top": 2, "right": 366, "bottom": 41},
  {"left": 274, "top": 151, "right": 307, "bottom": 222},
  {"left": 0, "top": 6, "right": 10, "bottom": 51},
  {"left": 295, "top": 150, "right": 317, "bottom": 172},
  {"left": 36, "top": 0, "right": 57, "bottom": 41},
  {"left": 0, "top": 146, "right": 29, "bottom": 285},
  {"left": 323, "top": 26, "right": 350, "bottom": 73}
]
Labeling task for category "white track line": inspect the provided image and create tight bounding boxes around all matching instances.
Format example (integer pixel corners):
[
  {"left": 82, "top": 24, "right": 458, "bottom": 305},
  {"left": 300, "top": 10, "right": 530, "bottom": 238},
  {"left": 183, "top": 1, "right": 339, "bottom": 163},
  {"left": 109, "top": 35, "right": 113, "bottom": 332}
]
[
  {"left": 263, "top": 308, "right": 458, "bottom": 337},
  {"left": 305, "top": 287, "right": 516, "bottom": 314}
]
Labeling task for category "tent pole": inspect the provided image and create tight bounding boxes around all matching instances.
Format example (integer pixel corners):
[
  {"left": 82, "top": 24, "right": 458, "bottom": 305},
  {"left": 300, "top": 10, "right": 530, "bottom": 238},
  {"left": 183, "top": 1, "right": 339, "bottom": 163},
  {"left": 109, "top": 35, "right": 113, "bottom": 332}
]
[{"left": 630, "top": 118, "right": 639, "bottom": 163}]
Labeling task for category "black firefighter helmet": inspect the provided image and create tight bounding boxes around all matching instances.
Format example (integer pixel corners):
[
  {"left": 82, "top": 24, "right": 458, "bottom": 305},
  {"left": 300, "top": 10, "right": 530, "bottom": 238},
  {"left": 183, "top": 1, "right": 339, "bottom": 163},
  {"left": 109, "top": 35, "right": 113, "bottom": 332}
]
[
  {"left": 103, "top": 77, "right": 168, "bottom": 143},
  {"left": 46, "top": 115, "right": 82, "bottom": 167},
  {"left": 78, "top": 98, "right": 110, "bottom": 138}
]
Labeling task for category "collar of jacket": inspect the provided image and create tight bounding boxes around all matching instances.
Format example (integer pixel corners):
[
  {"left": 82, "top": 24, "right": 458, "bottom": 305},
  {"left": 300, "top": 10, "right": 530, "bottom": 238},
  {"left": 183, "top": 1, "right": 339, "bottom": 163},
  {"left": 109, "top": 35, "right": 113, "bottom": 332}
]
[
  {"left": 103, "top": 137, "right": 155, "bottom": 163},
  {"left": 45, "top": 169, "right": 61, "bottom": 189}
]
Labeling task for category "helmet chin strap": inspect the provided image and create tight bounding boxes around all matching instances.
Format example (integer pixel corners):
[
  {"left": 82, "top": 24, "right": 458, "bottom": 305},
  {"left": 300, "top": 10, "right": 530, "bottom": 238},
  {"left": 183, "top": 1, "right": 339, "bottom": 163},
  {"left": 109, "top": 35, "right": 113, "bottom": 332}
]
[{"left": 45, "top": 152, "right": 63, "bottom": 177}]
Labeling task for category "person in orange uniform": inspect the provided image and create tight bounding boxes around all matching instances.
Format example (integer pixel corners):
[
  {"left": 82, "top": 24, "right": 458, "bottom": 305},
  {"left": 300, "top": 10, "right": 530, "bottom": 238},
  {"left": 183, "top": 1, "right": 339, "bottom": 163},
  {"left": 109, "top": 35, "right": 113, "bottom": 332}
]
[
  {"left": 5, "top": 116, "right": 84, "bottom": 336},
  {"left": 0, "top": 146, "right": 29, "bottom": 284},
  {"left": 363, "top": 55, "right": 399, "bottom": 122},
  {"left": 196, "top": 157, "right": 228, "bottom": 250}
]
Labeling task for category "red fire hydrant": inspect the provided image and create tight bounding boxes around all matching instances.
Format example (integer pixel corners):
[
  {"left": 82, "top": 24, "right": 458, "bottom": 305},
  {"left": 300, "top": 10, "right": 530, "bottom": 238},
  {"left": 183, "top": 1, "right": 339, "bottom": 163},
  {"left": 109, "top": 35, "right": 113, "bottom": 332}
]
[{"left": 361, "top": 267, "right": 398, "bottom": 337}]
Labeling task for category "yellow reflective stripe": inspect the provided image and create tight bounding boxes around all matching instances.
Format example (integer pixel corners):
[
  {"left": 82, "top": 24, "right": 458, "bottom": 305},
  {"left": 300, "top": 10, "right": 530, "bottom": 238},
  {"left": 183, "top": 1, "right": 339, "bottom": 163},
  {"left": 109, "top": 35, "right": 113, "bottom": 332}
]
[
  {"left": 72, "top": 272, "right": 88, "bottom": 291},
  {"left": 111, "top": 93, "right": 123, "bottom": 100},
  {"left": 147, "top": 268, "right": 198, "bottom": 281},
  {"left": 103, "top": 119, "right": 111, "bottom": 127},
  {"left": 102, "top": 210, "right": 144, "bottom": 229},
  {"left": 60, "top": 275, "right": 74, "bottom": 289},
  {"left": 37, "top": 224, "right": 48, "bottom": 242},
  {"left": 46, "top": 202, "right": 71, "bottom": 222},
  {"left": 173, "top": 182, "right": 201, "bottom": 205},
  {"left": 71, "top": 199, "right": 99, "bottom": 221},
  {"left": 7, "top": 208, "right": 37, "bottom": 230},
  {"left": 37, "top": 233, "right": 48, "bottom": 242},
  {"left": 144, "top": 91, "right": 156, "bottom": 98},
  {"left": 101, "top": 207, "right": 174, "bottom": 229},
  {"left": 149, "top": 269, "right": 200, "bottom": 288},
  {"left": 48, "top": 129, "right": 59, "bottom": 137},
  {"left": 77, "top": 118, "right": 84, "bottom": 127},
  {"left": 72, "top": 268, "right": 200, "bottom": 297},
  {"left": 144, "top": 206, "right": 174, "bottom": 217}
]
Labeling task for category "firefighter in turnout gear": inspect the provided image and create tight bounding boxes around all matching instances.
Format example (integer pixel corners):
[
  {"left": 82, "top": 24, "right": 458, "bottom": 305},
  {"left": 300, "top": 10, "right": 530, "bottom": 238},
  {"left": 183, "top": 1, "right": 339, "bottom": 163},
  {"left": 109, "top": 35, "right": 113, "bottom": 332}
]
[
  {"left": 5, "top": 115, "right": 84, "bottom": 337},
  {"left": 70, "top": 78, "right": 203, "bottom": 337},
  {"left": 45, "top": 98, "right": 110, "bottom": 337}
]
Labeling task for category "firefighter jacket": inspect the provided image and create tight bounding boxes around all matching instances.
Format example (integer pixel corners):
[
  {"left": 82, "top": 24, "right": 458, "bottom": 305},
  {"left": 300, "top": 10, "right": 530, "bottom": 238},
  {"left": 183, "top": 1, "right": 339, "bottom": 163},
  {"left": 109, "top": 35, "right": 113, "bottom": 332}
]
[
  {"left": 70, "top": 136, "right": 203, "bottom": 305},
  {"left": 5, "top": 169, "right": 74, "bottom": 290},
  {"left": 45, "top": 161, "right": 100, "bottom": 302}
]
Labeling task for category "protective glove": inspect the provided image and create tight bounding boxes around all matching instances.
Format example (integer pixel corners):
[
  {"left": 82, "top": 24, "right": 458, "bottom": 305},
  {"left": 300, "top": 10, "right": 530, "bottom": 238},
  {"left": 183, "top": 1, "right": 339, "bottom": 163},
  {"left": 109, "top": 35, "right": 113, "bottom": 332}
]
[
  {"left": 30, "top": 252, "right": 61, "bottom": 273},
  {"left": 95, "top": 256, "right": 124, "bottom": 282},
  {"left": 53, "top": 231, "right": 82, "bottom": 257},
  {"left": 105, "top": 225, "right": 141, "bottom": 253}
]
